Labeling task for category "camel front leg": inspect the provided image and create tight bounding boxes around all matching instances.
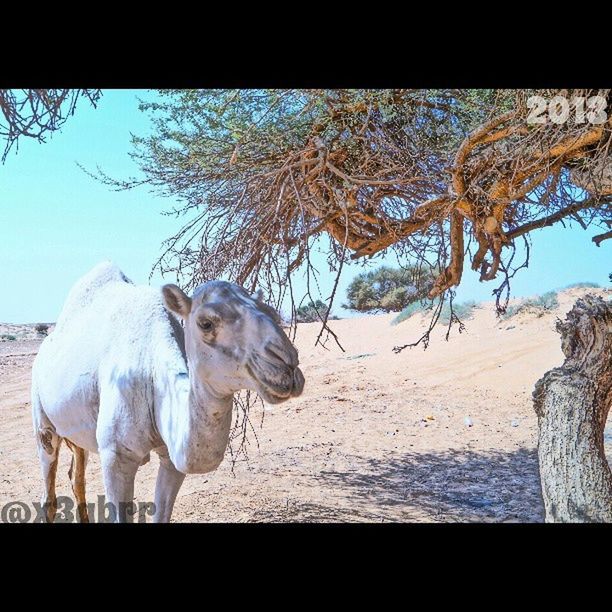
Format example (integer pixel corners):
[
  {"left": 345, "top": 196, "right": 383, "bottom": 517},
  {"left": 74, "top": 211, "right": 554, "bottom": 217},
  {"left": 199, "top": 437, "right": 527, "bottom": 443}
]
[
  {"left": 153, "top": 454, "right": 186, "bottom": 523},
  {"left": 99, "top": 449, "right": 140, "bottom": 523}
]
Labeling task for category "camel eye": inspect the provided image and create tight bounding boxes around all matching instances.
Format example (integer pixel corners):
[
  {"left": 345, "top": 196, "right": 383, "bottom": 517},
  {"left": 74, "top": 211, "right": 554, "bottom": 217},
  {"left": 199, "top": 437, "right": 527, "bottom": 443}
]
[{"left": 198, "top": 319, "right": 214, "bottom": 333}]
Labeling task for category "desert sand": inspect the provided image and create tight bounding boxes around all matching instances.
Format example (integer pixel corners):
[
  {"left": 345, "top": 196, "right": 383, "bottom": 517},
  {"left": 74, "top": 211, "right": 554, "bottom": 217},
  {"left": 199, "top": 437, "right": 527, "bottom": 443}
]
[{"left": 1, "top": 287, "right": 610, "bottom": 522}]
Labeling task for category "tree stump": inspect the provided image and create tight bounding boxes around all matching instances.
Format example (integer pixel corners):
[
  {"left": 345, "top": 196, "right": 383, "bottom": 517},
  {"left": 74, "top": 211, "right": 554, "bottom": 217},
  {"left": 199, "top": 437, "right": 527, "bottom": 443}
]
[{"left": 533, "top": 295, "right": 612, "bottom": 522}]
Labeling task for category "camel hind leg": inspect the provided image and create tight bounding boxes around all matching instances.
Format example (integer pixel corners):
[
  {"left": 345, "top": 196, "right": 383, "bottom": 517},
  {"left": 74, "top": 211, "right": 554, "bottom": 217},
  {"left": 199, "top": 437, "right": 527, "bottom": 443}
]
[
  {"left": 37, "top": 431, "right": 61, "bottom": 522},
  {"left": 32, "top": 394, "right": 62, "bottom": 523},
  {"left": 65, "top": 440, "right": 90, "bottom": 523}
]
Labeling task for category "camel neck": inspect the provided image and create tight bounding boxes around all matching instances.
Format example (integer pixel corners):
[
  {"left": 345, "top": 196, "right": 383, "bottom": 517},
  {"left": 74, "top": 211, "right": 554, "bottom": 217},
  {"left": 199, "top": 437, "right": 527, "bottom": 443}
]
[{"left": 153, "top": 349, "right": 234, "bottom": 474}]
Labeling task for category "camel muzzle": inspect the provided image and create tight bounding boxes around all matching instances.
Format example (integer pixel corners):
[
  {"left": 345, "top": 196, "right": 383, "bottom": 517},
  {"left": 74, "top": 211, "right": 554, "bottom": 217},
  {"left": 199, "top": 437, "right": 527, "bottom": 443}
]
[{"left": 291, "top": 366, "right": 305, "bottom": 397}]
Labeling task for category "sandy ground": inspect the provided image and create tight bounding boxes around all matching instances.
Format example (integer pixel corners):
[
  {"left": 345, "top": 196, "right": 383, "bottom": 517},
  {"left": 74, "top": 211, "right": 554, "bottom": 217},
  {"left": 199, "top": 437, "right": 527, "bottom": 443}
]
[{"left": 1, "top": 287, "right": 610, "bottom": 523}]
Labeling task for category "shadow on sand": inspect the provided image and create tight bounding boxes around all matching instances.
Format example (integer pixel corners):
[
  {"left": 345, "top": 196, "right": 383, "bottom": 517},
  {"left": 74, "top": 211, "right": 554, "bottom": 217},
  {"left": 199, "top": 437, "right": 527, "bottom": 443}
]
[{"left": 256, "top": 447, "right": 545, "bottom": 523}]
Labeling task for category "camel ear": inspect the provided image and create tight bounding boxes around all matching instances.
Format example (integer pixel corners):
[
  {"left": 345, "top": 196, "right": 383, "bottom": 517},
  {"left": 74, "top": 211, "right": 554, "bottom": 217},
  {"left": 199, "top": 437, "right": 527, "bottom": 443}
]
[{"left": 162, "top": 284, "right": 192, "bottom": 319}]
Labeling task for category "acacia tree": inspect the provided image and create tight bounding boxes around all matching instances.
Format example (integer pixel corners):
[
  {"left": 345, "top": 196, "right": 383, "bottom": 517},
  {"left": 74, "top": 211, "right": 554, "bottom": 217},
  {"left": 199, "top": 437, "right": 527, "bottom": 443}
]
[
  {"left": 94, "top": 89, "right": 612, "bottom": 349},
  {"left": 344, "top": 265, "right": 435, "bottom": 313},
  {"left": 0, "top": 89, "right": 101, "bottom": 162}
]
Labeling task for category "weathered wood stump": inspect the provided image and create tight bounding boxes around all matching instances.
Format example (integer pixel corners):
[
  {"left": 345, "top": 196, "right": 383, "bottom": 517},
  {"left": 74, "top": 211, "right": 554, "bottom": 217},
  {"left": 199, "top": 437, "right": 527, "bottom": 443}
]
[{"left": 533, "top": 295, "right": 612, "bottom": 522}]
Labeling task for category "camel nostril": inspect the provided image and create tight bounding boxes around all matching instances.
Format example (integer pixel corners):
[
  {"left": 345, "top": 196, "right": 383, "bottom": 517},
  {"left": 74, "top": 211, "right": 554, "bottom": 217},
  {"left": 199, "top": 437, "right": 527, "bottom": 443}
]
[{"left": 264, "top": 342, "right": 298, "bottom": 368}]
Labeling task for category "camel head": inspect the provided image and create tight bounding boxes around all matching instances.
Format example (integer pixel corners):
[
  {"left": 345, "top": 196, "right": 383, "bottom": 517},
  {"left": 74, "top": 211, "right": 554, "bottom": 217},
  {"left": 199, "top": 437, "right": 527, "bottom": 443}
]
[{"left": 162, "top": 281, "right": 305, "bottom": 404}]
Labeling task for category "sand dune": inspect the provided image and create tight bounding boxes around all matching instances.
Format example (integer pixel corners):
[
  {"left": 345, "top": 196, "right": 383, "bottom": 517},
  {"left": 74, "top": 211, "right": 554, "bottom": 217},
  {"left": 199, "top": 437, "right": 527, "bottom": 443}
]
[{"left": 0, "top": 287, "right": 609, "bottom": 522}]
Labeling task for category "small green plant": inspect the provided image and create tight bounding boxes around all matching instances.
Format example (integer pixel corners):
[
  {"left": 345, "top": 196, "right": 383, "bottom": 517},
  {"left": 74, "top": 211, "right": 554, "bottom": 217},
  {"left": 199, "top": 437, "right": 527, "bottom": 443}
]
[
  {"left": 391, "top": 299, "right": 433, "bottom": 325},
  {"left": 503, "top": 291, "right": 559, "bottom": 319},
  {"left": 438, "top": 300, "right": 478, "bottom": 324},
  {"left": 391, "top": 299, "right": 477, "bottom": 325},
  {"left": 1, "top": 334, "right": 17, "bottom": 341},
  {"left": 535, "top": 291, "right": 559, "bottom": 310}
]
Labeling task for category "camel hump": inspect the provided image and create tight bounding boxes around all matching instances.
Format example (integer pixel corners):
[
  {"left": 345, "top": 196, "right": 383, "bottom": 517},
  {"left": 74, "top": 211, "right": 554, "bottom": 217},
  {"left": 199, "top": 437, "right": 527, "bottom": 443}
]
[
  {"left": 54, "top": 262, "right": 134, "bottom": 329},
  {"left": 80, "top": 261, "right": 133, "bottom": 287}
]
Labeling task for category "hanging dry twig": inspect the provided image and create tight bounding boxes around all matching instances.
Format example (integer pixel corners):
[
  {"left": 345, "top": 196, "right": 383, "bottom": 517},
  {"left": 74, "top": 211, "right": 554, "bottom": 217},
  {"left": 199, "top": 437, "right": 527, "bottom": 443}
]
[{"left": 0, "top": 89, "right": 102, "bottom": 162}]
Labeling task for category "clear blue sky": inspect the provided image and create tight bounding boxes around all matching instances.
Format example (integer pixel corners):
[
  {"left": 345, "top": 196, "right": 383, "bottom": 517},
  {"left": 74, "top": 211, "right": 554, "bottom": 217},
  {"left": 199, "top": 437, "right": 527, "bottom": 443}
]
[{"left": 0, "top": 89, "right": 609, "bottom": 323}]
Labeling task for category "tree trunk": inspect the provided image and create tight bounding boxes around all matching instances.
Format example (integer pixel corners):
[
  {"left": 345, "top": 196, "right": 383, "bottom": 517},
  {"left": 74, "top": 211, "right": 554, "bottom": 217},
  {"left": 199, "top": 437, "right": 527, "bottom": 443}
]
[{"left": 533, "top": 295, "right": 612, "bottom": 522}]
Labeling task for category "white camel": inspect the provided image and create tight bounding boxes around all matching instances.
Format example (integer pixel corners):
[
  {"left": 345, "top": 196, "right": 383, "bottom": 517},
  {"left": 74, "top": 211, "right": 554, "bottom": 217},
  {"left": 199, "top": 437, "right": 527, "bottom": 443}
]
[{"left": 31, "top": 262, "right": 304, "bottom": 523}]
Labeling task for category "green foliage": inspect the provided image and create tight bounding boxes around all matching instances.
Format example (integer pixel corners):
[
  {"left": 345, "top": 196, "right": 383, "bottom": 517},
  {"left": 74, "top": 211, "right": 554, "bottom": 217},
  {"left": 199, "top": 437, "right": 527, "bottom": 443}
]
[
  {"left": 128, "top": 89, "right": 506, "bottom": 215},
  {"left": 380, "top": 286, "right": 414, "bottom": 312},
  {"left": 391, "top": 299, "right": 433, "bottom": 325},
  {"left": 102, "top": 90, "right": 511, "bottom": 294},
  {"left": 296, "top": 300, "right": 330, "bottom": 323},
  {"left": 344, "top": 266, "right": 435, "bottom": 313},
  {"left": 1, "top": 334, "right": 16, "bottom": 341},
  {"left": 438, "top": 301, "right": 478, "bottom": 324},
  {"left": 391, "top": 299, "right": 477, "bottom": 325},
  {"left": 132, "top": 90, "right": 324, "bottom": 190},
  {"left": 503, "top": 291, "right": 559, "bottom": 318}
]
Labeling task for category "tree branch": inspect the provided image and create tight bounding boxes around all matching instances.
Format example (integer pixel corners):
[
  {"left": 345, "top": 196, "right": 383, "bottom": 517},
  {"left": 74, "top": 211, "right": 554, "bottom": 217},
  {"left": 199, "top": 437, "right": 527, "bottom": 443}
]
[
  {"left": 593, "top": 230, "right": 612, "bottom": 247},
  {"left": 506, "top": 197, "right": 612, "bottom": 242}
]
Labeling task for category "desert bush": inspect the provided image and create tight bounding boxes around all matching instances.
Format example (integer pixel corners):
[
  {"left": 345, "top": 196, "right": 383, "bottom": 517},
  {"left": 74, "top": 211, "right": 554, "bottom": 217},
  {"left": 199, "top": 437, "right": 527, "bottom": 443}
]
[
  {"left": 296, "top": 300, "right": 334, "bottom": 323},
  {"left": 391, "top": 299, "right": 477, "bottom": 326},
  {"left": 438, "top": 301, "right": 478, "bottom": 324},
  {"left": 1, "top": 334, "right": 16, "bottom": 341},
  {"left": 344, "top": 266, "right": 435, "bottom": 313},
  {"left": 391, "top": 300, "right": 433, "bottom": 325},
  {"left": 503, "top": 291, "right": 559, "bottom": 319},
  {"left": 35, "top": 323, "right": 49, "bottom": 335}
]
